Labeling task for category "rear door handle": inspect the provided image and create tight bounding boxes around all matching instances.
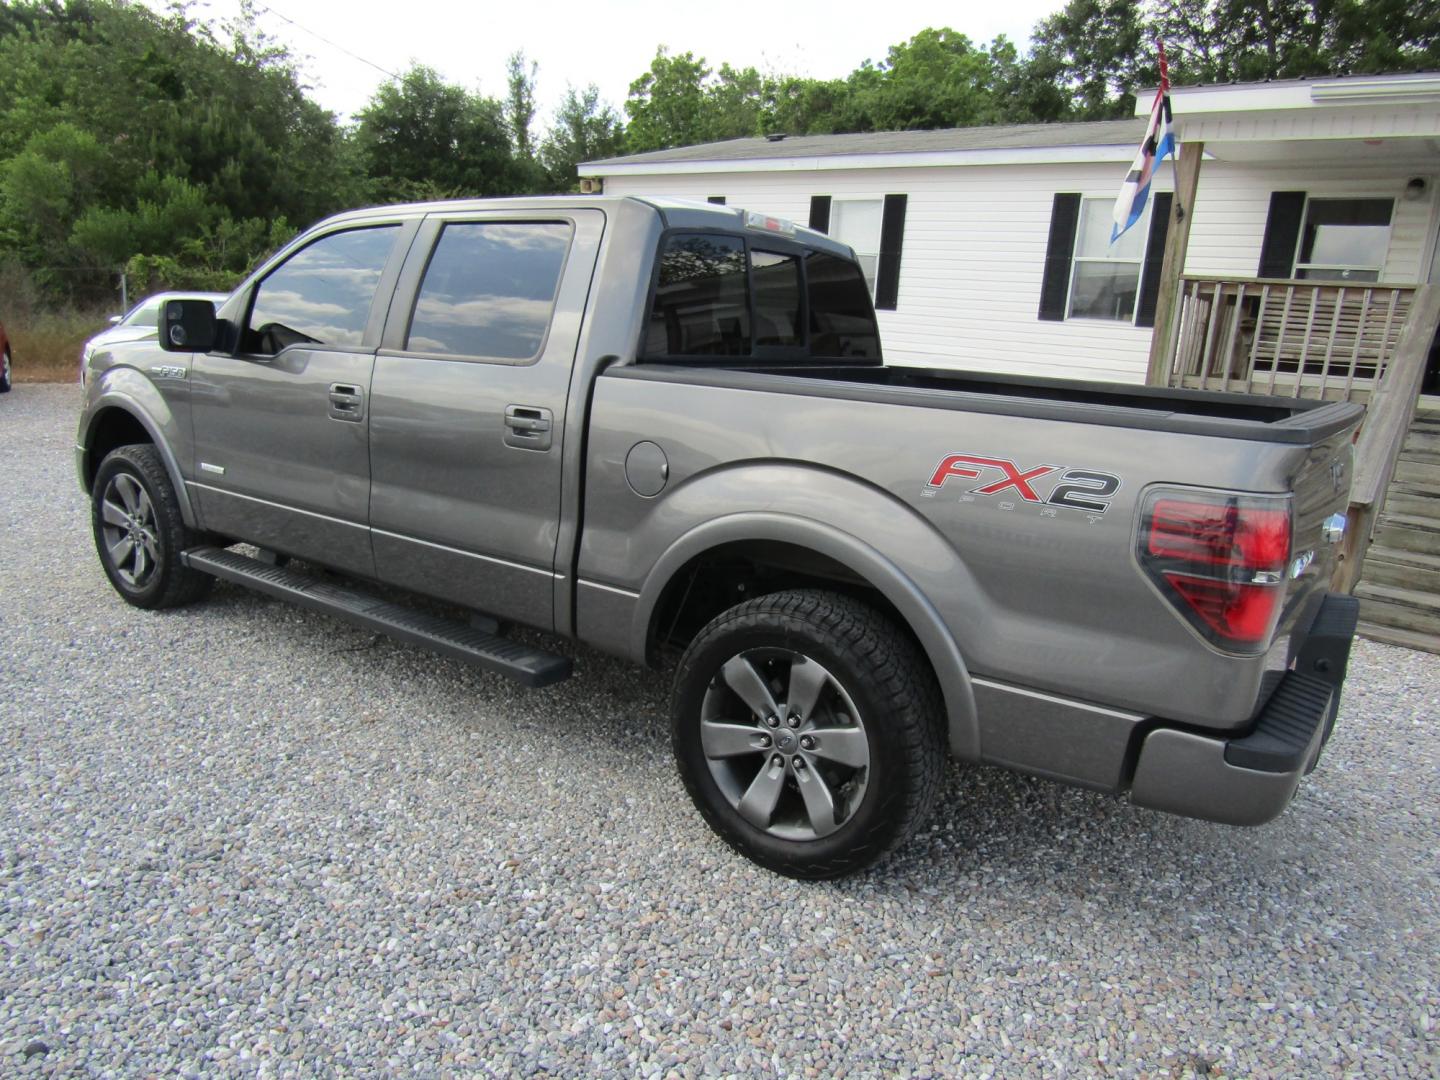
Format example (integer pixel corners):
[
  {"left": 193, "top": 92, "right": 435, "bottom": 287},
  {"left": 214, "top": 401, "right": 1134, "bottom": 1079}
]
[
  {"left": 504, "top": 405, "right": 553, "bottom": 451},
  {"left": 329, "top": 383, "right": 364, "bottom": 422}
]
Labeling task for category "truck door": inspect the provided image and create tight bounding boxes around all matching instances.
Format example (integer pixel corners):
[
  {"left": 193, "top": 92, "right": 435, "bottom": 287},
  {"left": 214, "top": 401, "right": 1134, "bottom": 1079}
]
[
  {"left": 190, "top": 223, "right": 411, "bottom": 576},
  {"left": 367, "top": 209, "right": 605, "bottom": 630}
]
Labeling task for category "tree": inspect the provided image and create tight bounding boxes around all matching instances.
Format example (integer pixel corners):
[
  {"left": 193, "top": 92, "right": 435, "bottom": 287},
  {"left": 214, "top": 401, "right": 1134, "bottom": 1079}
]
[
  {"left": 624, "top": 48, "right": 714, "bottom": 152},
  {"left": 1154, "top": 0, "right": 1440, "bottom": 83},
  {"left": 539, "top": 85, "right": 625, "bottom": 190},
  {"left": 762, "top": 76, "right": 856, "bottom": 136},
  {"left": 0, "top": 0, "right": 358, "bottom": 302},
  {"left": 355, "top": 65, "right": 519, "bottom": 202},
  {"left": 1029, "top": 0, "right": 1152, "bottom": 120},
  {"left": 506, "top": 51, "right": 539, "bottom": 160}
]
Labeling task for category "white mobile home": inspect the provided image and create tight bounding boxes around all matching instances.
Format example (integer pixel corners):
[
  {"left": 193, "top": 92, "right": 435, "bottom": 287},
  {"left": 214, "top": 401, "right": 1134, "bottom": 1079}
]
[{"left": 580, "top": 73, "right": 1440, "bottom": 390}]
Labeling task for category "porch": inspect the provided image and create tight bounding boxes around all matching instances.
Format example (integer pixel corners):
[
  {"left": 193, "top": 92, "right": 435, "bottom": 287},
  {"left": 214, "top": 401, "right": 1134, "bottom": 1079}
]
[
  {"left": 1159, "top": 277, "right": 1425, "bottom": 401},
  {"left": 1139, "top": 75, "right": 1440, "bottom": 650},
  {"left": 1153, "top": 273, "right": 1440, "bottom": 651}
]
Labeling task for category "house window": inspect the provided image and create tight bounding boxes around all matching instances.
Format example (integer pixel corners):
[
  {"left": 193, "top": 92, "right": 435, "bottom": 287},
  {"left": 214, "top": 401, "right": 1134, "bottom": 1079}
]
[
  {"left": 828, "top": 199, "right": 884, "bottom": 295},
  {"left": 1040, "top": 192, "right": 1170, "bottom": 326},
  {"left": 1293, "top": 198, "right": 1393, "bottom": 282},
  {"left": 1068, "top": 197, "right": 1148, "bottom": 321}
]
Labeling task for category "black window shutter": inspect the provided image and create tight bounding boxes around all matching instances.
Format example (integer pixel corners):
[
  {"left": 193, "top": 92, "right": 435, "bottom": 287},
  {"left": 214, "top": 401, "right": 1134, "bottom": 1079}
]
[
  {"left": 1134, "top": 192, "right": 1174, "bottom": 328},
  {"left": 707, "top": 195, "right": 726, "bottom": 205},
  {"left": 1039, "top": 193, "right": 1081, "bottom": 321},
  {"left": 874, "top": 194, "right": 907, "bottom": 312},
  {"left": 808, "top": 195, "right": 831, "bottom": 233},
  {"left": 1258, "top": 191, "right": 1306, "bottom": 279}
]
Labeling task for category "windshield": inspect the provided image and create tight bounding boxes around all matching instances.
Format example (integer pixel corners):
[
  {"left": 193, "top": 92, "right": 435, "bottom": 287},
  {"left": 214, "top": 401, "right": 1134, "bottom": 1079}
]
[{"left": 120, "top": 298, "right": 165, "bottom": 327}]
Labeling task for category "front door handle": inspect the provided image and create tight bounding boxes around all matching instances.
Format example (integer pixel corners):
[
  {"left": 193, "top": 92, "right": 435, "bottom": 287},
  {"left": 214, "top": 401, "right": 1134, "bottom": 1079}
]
[
  {"left": 504, "top": 405, "right": 553, "bottom": 451},
  {"left": 329, "top": 383, "right": 364, "bottom": 422}
]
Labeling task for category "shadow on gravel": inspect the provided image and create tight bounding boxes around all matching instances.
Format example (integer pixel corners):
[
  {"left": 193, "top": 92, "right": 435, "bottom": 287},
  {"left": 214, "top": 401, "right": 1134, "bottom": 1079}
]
[{"left": 185, "top": 577, "right": 1341, "bottom": 911}]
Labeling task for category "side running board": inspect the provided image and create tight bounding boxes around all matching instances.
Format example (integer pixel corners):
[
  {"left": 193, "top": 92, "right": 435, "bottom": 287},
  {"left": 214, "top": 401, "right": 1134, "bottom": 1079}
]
[{"left": 181, "top": 546, "right": 573, "bottom": 688}]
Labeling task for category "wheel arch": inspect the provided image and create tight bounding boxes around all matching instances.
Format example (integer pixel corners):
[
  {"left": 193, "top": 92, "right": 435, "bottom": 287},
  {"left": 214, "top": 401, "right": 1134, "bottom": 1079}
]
[
  {"left": 633, "top": 513, "right": 979, "bottom": 759},
  {"left": 80, "top": 394, "right": 198, "bottom": 528}
]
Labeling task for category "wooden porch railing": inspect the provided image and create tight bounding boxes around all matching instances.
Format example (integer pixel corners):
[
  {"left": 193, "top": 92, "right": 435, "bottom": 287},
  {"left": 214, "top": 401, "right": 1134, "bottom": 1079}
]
[{"left": 1162, "top": 277, "right": 1418, "bottom": 401}]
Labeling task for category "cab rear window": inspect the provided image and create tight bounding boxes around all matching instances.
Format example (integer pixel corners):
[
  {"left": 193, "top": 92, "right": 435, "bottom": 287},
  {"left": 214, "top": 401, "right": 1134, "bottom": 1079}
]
[{"left": 643, "top": 233, "right": 880, "bottom": 361}]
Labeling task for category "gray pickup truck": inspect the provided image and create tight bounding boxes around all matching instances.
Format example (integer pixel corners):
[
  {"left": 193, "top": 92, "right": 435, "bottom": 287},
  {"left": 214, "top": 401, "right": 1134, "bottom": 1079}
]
[{"left": 77, "top": 196, "right": 1363, "bottom": 878}]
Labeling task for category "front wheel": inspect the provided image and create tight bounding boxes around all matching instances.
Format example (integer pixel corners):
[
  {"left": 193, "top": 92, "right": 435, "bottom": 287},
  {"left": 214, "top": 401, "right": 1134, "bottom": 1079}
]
[
  {"left": 91, "top": 444, "right": 213, "bottom": 609},
  {"left": 671, "top": 590, "right": 945, "bottom": 879}
]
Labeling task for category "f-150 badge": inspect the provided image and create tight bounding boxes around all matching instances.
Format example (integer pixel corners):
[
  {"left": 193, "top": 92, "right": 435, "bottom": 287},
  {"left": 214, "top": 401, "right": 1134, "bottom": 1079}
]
[{"left": 922, "top": 454, "right": 1122, "bottom": 514}]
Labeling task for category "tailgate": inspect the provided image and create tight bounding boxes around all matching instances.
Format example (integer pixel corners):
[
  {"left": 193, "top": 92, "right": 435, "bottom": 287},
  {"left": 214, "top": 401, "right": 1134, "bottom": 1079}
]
[{"left": 1278, "top": 420, "right": 1360, "bottom": 639}]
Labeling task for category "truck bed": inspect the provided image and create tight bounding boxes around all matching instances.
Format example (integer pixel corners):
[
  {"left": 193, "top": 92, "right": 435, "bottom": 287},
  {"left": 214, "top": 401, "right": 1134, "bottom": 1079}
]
[{"left": 616, "top": 361, "right": 1364, "bottom": 443}]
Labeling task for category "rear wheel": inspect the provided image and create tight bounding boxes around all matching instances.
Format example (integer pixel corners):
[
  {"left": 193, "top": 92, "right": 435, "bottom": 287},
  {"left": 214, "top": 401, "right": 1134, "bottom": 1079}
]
[
  {"left": 92, "top": 444, "right": 213, "bottom": 609},
  {"left": 671, "top": 589, "right": 944, "bottom": 879}
]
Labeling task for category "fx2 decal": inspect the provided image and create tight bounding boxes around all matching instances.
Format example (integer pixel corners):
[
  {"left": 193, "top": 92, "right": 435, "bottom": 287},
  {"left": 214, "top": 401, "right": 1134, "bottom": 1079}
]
[{"left": 922, "top": 454, "right": 1123, "bottom": 515}]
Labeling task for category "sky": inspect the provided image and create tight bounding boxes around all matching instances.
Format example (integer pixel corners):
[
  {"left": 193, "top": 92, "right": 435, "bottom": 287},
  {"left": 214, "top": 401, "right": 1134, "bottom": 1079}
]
[{"left": 145, "top": 0, "right": 1065, "bottom": 127}]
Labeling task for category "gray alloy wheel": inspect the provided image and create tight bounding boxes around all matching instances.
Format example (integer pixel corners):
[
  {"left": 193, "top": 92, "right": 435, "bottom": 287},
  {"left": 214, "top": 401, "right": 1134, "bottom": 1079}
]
[
  {"left": 0, "top": 348, "right": 11, "bottom": 392},
  {"left": 99, "top": 472, "right": 161, "bottom": 589},
  {"left": 91, "top": 444, "right": 213, "bottom": 609},
  {"left": 700, "top": 648, "right": 870, "bottom": 841},
  {"left": 672, "top": 590, "right": 944, "bottom": 879}
]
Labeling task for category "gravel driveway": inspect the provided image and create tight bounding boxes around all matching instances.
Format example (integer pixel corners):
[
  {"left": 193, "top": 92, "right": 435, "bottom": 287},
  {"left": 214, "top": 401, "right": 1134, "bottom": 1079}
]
[{"left": 2, "top": 383, "right": 1437, "bottom": 1077}]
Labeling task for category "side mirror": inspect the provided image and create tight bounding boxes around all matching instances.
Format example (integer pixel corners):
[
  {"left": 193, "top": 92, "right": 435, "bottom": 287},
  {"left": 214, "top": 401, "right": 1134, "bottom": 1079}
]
[
  {"left": 159, "top": 298, "right": 217, "bottom": 353},
  {"left": 108, "top": 314, "right": 123, "bottom": 325}
]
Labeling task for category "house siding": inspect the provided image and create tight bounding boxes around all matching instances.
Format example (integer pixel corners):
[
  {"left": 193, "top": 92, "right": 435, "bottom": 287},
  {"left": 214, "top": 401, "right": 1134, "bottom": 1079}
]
[
  {"left": 600, "top": 156, "right": 1437, "bottom": 383},
  {"left": 1182, "top": 164, "right": 1435, "bottom": 283}
]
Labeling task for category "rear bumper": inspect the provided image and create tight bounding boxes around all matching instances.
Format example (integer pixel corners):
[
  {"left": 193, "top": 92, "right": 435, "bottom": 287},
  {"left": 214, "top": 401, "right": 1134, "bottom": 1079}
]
[{"left": 1129, "top": 593, "right": 1359, "bottom": 826}]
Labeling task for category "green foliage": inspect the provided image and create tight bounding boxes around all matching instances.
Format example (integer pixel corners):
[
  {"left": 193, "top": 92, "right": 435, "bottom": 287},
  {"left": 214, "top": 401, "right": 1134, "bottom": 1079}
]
[
  {"left": 1030, "top": 1, "right": 1152, "bottom": 119},
  {"left": 0, "top": 0, "right": 355, "bottom": 304},
  {"left": 625, "top": 49, "right": 719, "bottom": 151},
  {"left": 506, "top": 51, "right": 539, "bottom": 160},
  {"left": 540, "top": 85, "right": 625, "bottom": 190},
  {"left": 1155, "top": 0, "right": 1440, "bottom": 83},
  {"left": 354, "top": 64, "right": 521, "bottom": 202}
]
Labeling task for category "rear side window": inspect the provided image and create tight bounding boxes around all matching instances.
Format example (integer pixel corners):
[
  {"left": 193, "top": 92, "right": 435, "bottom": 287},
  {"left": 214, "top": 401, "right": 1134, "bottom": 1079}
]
[
  {"left": 806, "top": 251, "right": 880, "bottom": 360},
  {"left": 246, "top": 226, "right": 399, "bottom": 355},
  {"left": 643, "top": 233, "right": 879, "bottom": 361},
  {"left": 407, "top": 221, "right": 571, "bottom": 359},
  {"left": 752, "top": 250, "right": 801, "bottom": 348},
  {"left": 646, "top": 234, "right": 750, "bottom": 356}
]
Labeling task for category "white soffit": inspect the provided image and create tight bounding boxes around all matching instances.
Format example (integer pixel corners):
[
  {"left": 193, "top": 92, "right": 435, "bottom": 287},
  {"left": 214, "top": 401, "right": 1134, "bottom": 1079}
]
[{"left": 1139, "top": 74, "right": 1440, "bottom": 116}]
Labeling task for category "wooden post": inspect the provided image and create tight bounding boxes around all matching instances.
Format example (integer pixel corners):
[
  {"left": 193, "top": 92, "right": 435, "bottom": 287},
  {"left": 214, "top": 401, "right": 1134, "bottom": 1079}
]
[{"left": 1145, "top": 140, "right": 1204, "bottom": 386}]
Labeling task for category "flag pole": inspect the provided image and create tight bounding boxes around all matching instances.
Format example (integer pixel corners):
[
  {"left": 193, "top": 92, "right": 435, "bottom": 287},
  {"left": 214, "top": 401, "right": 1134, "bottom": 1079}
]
[{"left": 1158, "top": 40, "right": 1182, "bottom": 222}]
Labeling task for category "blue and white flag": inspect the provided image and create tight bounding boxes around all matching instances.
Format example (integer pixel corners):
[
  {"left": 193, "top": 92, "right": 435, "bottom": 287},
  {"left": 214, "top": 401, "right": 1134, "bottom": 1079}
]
[{"left": 1112, "top": 43, "right": 1177, "bottom": 243}]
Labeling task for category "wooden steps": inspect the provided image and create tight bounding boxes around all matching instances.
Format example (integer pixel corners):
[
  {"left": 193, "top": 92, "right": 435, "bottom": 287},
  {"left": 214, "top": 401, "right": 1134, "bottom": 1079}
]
[{"left": 1356, "top": 399, "right": 1440, "bottom": 653}]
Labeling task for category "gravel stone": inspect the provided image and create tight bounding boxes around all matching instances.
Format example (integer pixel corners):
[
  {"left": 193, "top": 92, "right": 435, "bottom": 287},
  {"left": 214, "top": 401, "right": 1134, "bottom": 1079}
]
[{"left": 2, "top": 383, "right": 1438, "bottom": 1076}]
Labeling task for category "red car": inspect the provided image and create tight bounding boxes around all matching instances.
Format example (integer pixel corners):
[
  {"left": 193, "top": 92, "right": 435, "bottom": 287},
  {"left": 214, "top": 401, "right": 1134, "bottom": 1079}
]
[{"left": 0, "top": 319, "right": 11, "bottom": 393}]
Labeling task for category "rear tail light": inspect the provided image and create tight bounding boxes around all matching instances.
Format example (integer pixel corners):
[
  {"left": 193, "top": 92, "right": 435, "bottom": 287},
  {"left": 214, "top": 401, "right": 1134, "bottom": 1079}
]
[{"left": 1138, "top": 490, "right": 1292, "bottom": 652}]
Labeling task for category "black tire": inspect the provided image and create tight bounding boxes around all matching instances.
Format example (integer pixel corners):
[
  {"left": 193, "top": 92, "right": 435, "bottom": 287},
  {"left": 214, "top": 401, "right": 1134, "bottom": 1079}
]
[
  {"left": 671, "top": 589, "right": 945, "bottom": 879},
  {"left": 92, "top": 444, "right": 213, "bottom": 609},
  {"left": 0, "top": 347, "right": 11, "bottom": 392}
]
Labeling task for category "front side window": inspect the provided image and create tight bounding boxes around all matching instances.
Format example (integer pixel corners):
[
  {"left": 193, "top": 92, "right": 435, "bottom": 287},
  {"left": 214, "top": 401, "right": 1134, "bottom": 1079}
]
[
  {"left": 1068, "top": 197, "right": 1146, "bottom": 321},
  {"left": 1294, "top": 198, "right": 1393, "bottom": 283},
  {"left": 246, "top": 226, "right": 399, "bottom": 355},
  {"left": 828, "top": 199, "right": 883, "bottom": 295},
  {"left": 406, "top": 222, "right": 571, "bottom": 359}
]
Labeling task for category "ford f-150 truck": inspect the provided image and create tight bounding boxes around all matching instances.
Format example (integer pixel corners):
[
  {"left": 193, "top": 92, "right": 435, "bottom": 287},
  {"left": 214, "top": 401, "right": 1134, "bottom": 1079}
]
[{"left": 77, "top": 196, "right": 1363, "bottom": 878}]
